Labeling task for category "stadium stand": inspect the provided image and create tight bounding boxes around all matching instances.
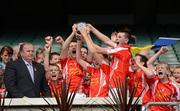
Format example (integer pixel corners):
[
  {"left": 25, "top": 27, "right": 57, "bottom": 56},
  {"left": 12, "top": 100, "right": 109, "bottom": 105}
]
[{"left": 0, "top": 25, "right": 180, "bottom": 65}]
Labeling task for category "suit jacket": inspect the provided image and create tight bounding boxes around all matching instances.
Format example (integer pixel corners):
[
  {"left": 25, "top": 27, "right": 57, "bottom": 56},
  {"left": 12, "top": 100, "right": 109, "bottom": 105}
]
[{"left": 4, "top": 58, "right": 51, "bottom": 98}]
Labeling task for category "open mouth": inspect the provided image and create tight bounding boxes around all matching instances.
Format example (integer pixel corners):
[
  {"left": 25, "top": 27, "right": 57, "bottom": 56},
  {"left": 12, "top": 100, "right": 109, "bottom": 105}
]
[
  {"left": 51, "top": 75, "right": 57, "bottom": 78},
  {"left": 72, "top": 50, "right": 76, "bottom": 54},
  {"left": 174, "top": 76, "right": 179, "bottom": 80},
  {"left": 116, "top": 41, "right": 119, "bottom": 44},
  {"left": 158, "top": 72, "right": 163, "bottom": 75},
  {"left": 175, "top": 77, "right": 179, "bottom": 80}
]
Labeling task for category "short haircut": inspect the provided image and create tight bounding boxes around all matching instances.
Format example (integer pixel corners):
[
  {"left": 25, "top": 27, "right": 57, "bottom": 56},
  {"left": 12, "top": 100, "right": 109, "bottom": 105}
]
[
  {"left": 49, "top": 52, "right": 60, "bottom": 60},
  {"left": 49, "top": 63, "right": 60, "bottom": 70},
  {"left": 81, "top": 45, "right": 88, "bottom": 53},
  {"left": 19, "top": 42, "right": 33, "bottom": 52},
  {"left": 157, "top": 61, "right": 170, "bottom": 71},
  {"left": 135, "top": 53, "right": 148, "bottom": 67},
  {"left": 118, "top": 27, "right": 132, "bottom": 39}
]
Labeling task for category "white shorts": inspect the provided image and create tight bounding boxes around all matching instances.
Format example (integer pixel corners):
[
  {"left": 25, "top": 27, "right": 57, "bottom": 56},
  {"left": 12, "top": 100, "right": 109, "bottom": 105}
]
[{"left": 69, "top": 92, "right": 86, "bottom": 99}]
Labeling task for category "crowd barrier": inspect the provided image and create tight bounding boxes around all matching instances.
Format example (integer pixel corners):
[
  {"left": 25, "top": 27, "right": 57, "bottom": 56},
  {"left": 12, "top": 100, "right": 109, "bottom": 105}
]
[
  {"left": 2, "top": 97, "right": 142, "bottom": 111},
  {"left": 144, "top": 102, "right": 180, "bottom": 111}
]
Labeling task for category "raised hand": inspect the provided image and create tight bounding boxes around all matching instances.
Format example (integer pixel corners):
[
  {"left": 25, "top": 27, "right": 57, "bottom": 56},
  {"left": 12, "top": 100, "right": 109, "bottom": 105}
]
[
  {"left": 111, "top": 31, "right": 117, "bottom": 42},
  {"left": 86, "top": 23, "right": 94, "bottom": 31},
  {"left": 45, "top": 36, "right": 53, "bottom": 46},
  {"left": 86, "top": 25, "right": 91, "bottom": 35},
  {"left": 111, "top": 32, "right": 117, "bottom": 36},
  {"left": 135, "top": 58, "right": 141, "bottom": 67},
  {"left": 55, "top": 36, "right": 64, "bottom": 45},
  {"left": 79, "top": 26, "right": 89, "bottom": 40},
  {"left": 159, "top": 46, "right": 168, "bottom": 54},
  {"left": 44, "top": 44, "right": 51, "bottom": 52},
  {"left": 72, "top": 24, "right": 77, "bottom": 33}
]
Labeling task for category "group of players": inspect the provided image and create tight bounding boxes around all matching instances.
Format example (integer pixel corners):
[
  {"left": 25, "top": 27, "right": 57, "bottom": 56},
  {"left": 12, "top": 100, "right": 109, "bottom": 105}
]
[{"left": 33, "top": 23, "right": 180, "bottom": 111}]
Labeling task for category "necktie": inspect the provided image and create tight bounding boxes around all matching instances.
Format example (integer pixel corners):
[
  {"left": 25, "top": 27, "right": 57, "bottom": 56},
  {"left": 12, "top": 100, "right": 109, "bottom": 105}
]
[{"left": 27, "top": 63, "right": 34, "bottom": 82}]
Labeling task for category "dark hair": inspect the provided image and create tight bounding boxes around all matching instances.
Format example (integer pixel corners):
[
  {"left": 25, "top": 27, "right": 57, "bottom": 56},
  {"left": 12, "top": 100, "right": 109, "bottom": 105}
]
[
  {"left": 118, "top": 27, "right": 132, "bottom": 39},
  {"left": 81, "top": 45, "right": 88, "bottom": 53},
  {"left": 128, "top": 35, "right": 136, "bottom": 45},
  {"left": 0, "top": 46, "right": 13, "bottom": 56},
  {"left": 0, "top": 46, "right": 14, "bottom": 62},
  {"left": 49, "top": 52, "right": 60, "bottom": 60},
  {"left": 135, "top": 53, "right": 148, "bottom": 67}
]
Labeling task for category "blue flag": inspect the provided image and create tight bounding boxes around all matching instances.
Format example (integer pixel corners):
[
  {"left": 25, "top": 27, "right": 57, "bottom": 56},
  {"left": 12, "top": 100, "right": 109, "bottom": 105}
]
[{"left": 153, "top": 37, "right": 180, "bottom": 48}]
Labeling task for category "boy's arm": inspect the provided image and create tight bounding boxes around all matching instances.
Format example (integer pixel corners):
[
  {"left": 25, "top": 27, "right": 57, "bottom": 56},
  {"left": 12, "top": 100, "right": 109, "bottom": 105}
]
[
  {"left": 87, "top": 24, "right": 116, "bottom": 48},
  {"left": 147, "top": 47, "right": 168, "bottom": 69},
  {"left": 86, "top": 34, "right": 105, "bottom": 64},
  {"left": 80, "top": 27, "right": 109, "bottom": 55},
  {"left": 76, "top": 39, "right": 89, "bottom": 70},
  {"left": 60, "top": 24, "right": 76, "bottom": 59},
  {"left": 43, "top": 44, "right": 51, "bottom": 79},
  {"left": 44, "top": 36, "right": 53, "bottom": 72},
  {"left": 136, "top": 58, "right": 154, "bottom": 79},
  {"left": 55, "top": 35, "right": 64, "bottom": 54},
  {"left": 43, "top": 44, "right": 51, "bottom": 72}
]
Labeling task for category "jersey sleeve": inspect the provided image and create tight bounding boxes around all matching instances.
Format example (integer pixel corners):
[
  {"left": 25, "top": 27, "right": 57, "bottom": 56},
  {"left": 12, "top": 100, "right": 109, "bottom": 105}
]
[
  {"left": 100, "top": 60, "right": 110, "bottom": 76},
  {"left": 146, "top": 74, "right": 158, "bottom": 86},
  {"left": 106, "top": 47, "right": 129, "bottom": 57}
]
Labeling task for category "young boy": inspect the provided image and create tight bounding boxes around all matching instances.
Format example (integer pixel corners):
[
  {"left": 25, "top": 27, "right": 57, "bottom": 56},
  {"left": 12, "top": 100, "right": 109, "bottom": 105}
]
[
  {"left": 80, "top": 24, "right": 131, "bottom": 94},
  {"left": 136, "top": 61, "right": 180, "bottom": 111},
  {"left": 172, "top": 66, "right": 180, "bottom": 86},
  {"left": 128, "top": 54, "right": 151, "bottom": 105},
  {"left": 76, "top": 33, "right": 109, "bottom": 97},
  {"left": 48, "top": 64, "right": 62, "bottom": 97},
  {"left": 59, "top": 25, "right": 86, "bottom": 98}
]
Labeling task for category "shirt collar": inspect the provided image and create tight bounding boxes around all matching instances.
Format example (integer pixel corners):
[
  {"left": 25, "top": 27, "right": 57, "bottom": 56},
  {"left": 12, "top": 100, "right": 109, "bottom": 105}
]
[{"left": 22, "top": 58, "right": 32, "bottom": 66}]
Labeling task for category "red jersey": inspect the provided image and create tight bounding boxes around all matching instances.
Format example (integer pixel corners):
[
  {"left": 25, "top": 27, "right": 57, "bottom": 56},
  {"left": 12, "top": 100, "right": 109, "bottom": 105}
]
[
  {"left": 82, "top": 82, "right": 90, "bottom": 97},
  {"left": 148, "top": 75, "right": 180, "bottom": 111},
  {"left": 62, "top": 58, "right": 85, "bottom": 92},
  {"left": 107, "top": 45, "right": 131, "bottom": 88},
  {"left": 86, "top": 61, "right": 110, "bottom": 97},
  {"left": 48, "top": 80, "right": 62, "bottom": 97},
  {"left": 128, "top": 70, "right": 151, "bottom": 105}
]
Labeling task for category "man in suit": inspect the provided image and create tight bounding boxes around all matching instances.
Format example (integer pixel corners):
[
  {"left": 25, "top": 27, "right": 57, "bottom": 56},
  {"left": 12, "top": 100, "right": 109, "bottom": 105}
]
[{"left": 4, "top": 42, "right": 51, "bottom": 98}]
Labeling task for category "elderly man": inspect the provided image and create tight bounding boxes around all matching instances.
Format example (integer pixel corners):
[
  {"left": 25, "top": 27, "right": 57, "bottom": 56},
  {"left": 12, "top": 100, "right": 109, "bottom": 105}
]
[{"left": 4, "top": 42, "right": 50, "bottom": 98}]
